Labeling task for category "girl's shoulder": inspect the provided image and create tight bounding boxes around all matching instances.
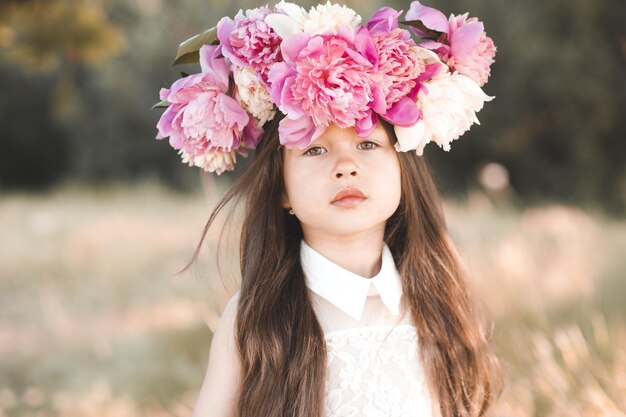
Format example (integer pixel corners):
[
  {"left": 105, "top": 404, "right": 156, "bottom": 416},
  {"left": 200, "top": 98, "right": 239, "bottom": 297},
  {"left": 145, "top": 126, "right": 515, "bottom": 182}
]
[
  {"left": 212, "top": 290, "right": 240, "bottom": 332},
  {"left": 224, "top": 290, "right": 240, "bottom": 314}
]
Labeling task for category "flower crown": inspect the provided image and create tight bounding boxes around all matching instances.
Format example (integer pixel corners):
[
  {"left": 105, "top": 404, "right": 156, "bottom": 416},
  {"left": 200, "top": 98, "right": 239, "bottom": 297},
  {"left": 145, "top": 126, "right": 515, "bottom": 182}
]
[{"left": 154, "top": 1, "right": 496, "bottom": 174}]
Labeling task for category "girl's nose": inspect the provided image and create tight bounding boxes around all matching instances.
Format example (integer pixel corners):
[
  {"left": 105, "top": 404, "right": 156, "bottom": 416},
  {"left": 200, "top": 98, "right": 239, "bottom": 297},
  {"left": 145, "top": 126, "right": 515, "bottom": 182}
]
[{"left": 334, "top": 158, "right": 359, "bottom": 179}]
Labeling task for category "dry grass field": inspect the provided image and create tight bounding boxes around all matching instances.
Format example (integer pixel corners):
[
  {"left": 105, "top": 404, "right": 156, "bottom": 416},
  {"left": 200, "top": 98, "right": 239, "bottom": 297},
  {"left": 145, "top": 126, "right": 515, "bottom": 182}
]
[{"left": 0, "top": 183, "right": 624, "bottom": 417}]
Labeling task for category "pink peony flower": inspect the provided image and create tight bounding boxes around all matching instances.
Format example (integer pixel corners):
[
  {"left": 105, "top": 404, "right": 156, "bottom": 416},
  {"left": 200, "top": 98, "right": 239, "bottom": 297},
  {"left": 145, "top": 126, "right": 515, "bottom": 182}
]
[
  {"left": 217, "top": 7, "right": 283, "bottom": 86},
  {"left": 406, "top": 1, "right": 496, "bottom": 86},
  {"left": 442, "top": 13, "right": 496, "bottom": 87},
  {"left": 277, "top": 116, "right": 327, "bottom": 149},
  {"left": 156, "top": 45, "right": 262, "bottom": 174},
  {"left": 365, "top": 8, "right": 422, "bottom": 127},
  {"left": 394, "top": 70, "right": 494, "bottom": 155},
  {"left": 370, "top": 32, "right": 423, "bottom": 126},
  {"left": 267, "top": 26, "right": 378, "bottom": 147},
  {"left": 404, "top": 1, "right": 449, "bottom": 36}
]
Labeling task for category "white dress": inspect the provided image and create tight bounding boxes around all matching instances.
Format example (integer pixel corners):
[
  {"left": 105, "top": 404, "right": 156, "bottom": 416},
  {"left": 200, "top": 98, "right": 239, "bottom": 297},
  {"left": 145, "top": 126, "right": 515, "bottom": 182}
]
[{"left": 300, "top": 240, "right": 435, "bottom": 417}]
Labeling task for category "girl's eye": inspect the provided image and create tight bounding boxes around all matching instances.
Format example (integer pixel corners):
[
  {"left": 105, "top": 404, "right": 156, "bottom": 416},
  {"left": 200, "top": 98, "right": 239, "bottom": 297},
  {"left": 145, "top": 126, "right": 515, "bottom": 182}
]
[
  {"left": 304, "top": 146, "right": 326, "bottom": 156},
  {"left": 357, "top": 141, "right": 378, "bottom": 150}
]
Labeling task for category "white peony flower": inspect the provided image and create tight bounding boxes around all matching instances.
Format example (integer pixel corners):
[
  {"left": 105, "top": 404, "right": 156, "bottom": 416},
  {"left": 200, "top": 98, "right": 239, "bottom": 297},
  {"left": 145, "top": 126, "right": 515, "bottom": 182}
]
[
  {"left": 265, "top": 1, "right": 306, "bottom": 38},
  {"left": 233, "top": 66, "right": 276, "bottom": 125},
  {"left": 394, "top": 71, "right": 494, "bottom": 155},
  {"left": 304, "top": 1, "right": 361, "bottom": 34},
  {"left": 265, "top": 0, "right": 361, "bottom": 38},
  {"left": 179, "top": 148, "right": 236, "bottom": 175}
]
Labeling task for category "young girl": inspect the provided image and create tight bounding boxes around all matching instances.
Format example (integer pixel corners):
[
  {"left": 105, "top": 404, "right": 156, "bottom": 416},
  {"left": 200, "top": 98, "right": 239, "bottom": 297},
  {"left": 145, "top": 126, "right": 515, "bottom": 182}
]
[{"left": 154, "top": 2, "right": 502, "bottom": 416}]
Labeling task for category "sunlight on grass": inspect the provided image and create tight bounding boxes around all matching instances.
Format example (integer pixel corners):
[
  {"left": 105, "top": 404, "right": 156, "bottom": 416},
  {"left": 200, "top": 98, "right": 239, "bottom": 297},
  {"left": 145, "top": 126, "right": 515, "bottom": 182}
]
[{"left": 0, "top": 183, "right": 624, "bottom": 416}]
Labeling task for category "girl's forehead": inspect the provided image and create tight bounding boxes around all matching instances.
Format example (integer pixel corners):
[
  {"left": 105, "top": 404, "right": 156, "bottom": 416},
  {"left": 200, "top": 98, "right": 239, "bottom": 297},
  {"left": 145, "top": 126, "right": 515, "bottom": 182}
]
[{"left": 314, "top": 123, "right": 390, "bottom": 143}]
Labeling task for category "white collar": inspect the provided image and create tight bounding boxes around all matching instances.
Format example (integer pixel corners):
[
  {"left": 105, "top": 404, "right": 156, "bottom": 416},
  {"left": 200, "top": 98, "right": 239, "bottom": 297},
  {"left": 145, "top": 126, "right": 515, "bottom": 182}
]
[{"left": 300, "top": 240, "right": 403, "bottom": 321}]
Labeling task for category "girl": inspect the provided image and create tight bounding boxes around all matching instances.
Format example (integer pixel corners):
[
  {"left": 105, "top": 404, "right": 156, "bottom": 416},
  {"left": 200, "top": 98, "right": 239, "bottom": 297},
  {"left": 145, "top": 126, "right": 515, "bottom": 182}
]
[{"left": 154, "top": 2, "right": 502, "bottom": 416}]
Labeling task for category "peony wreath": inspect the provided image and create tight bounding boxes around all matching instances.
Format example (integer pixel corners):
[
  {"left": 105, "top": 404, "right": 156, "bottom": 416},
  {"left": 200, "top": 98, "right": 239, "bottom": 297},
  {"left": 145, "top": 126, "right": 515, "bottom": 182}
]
[{"left": 153, "top": 1, "right": 497, "bottom": 174}]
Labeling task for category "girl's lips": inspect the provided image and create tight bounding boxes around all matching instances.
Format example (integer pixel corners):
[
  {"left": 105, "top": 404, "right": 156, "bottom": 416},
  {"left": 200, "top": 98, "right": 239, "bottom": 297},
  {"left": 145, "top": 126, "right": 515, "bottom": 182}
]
[
  {"left": 332, "top": 196, "right": 366, "bottom": 208},
  {"left": 331, "top": 188, "right": 367, "bottom": 208}
]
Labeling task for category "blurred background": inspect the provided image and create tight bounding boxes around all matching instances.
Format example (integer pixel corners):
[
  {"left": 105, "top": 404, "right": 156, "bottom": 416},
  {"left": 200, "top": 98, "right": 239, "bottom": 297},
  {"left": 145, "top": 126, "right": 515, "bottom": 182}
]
[{"left": 0, "top": 0, "right": 624, "bottom": 416}]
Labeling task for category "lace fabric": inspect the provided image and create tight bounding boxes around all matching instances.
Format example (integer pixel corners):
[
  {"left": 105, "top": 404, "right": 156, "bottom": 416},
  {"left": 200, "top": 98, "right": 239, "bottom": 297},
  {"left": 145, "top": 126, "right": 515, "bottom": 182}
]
[
  {"left": 324, "top": 325, "right": 433, "bottom": 417},
  {"left": 310, "top": 292, "right": 435, "bottom": 417}
]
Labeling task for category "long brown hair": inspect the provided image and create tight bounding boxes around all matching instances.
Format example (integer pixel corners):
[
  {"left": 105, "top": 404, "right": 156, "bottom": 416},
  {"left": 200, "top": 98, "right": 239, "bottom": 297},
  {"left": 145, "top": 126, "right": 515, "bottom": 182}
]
[{"left": 189, "top": 112, "right": 502, "bottom": 417}]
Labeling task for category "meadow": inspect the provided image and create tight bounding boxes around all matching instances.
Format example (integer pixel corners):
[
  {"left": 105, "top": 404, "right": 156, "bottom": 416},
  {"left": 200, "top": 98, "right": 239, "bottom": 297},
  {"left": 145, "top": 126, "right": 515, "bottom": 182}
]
[{"left": 0, "top": 183, "right": 624, "bottom": 417}]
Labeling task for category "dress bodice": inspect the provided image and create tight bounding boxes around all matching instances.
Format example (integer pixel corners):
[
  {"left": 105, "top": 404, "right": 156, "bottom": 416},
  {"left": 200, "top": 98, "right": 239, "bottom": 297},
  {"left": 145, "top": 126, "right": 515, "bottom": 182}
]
[
  {"left": 301, "top": 241, "right": 435, "bottom": 417},
  {"left": 312, "top": 293, "right": 435, "bottom": 417}
]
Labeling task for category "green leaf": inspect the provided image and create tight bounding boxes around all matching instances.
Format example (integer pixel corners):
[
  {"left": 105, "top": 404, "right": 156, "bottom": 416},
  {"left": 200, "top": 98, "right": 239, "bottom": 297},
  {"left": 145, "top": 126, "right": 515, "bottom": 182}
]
[
  {"left": 152, "top": 99, "right": 170, "bottom": 110},
  {"left": 398, "top": 20, "right": 443, "bottom": 40},
  {"left": 172, "top": 26, "right": 219, "bottom": 67}
]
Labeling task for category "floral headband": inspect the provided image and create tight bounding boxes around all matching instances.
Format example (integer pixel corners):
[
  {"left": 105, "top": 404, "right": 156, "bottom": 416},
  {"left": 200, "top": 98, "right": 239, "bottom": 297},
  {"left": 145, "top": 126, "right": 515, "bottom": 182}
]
[{"left": 154, "top": 1, "right": 496, "bottom": 174}]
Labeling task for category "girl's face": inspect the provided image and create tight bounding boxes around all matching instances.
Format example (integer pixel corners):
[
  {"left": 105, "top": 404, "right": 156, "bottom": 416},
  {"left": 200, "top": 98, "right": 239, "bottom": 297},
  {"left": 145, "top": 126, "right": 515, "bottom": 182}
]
[{"left": 282, "top": 122, "right": 402, "bottom": 239}]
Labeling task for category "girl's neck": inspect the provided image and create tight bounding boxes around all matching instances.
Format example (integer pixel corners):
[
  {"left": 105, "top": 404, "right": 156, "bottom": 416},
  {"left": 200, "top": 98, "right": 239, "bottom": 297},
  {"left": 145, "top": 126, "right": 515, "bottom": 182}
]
[{"left": 303, "top": 231, "right": 385, "bottom": 279}]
